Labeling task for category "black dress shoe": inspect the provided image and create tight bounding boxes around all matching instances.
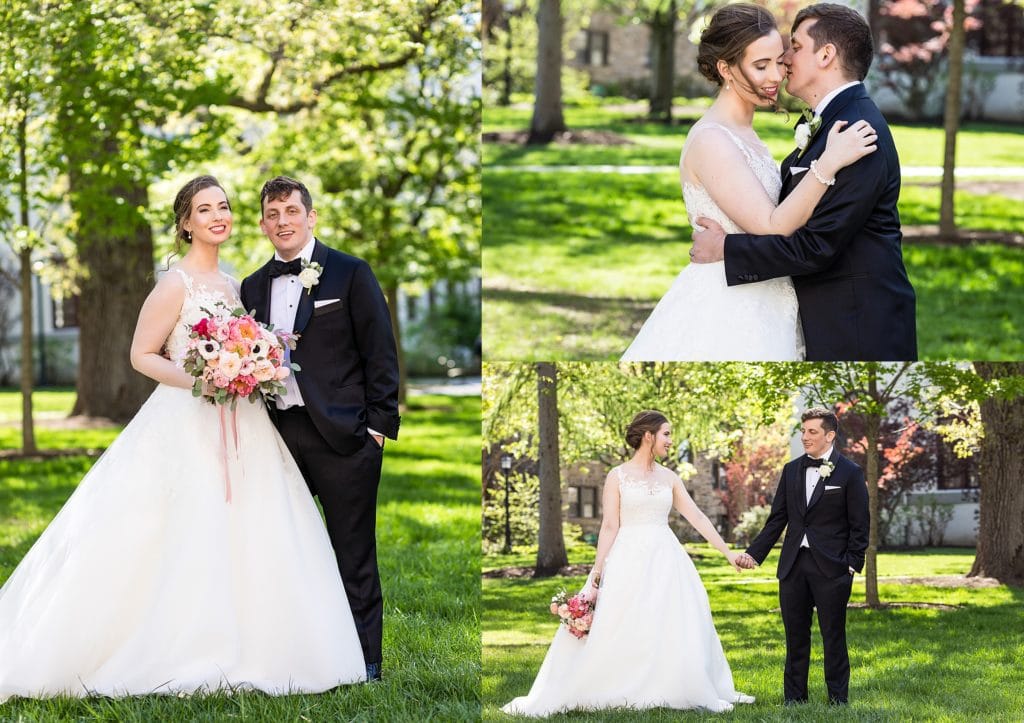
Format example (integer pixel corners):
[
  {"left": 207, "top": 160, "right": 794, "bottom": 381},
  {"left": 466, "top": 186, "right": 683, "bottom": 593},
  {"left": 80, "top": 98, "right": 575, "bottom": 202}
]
[
  {"left": 829, "top": 697, "right": 848, "bottom": 705},
  {"left": 365, "top": 662, "right": 382, "bottom": 682},
  {"left": 784, "top": 699, "right": 808, "bottom": 706}
]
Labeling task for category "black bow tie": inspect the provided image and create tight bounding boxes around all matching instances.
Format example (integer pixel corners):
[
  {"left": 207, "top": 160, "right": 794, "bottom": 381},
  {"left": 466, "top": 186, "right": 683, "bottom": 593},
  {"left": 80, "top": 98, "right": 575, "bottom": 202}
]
[
  {"left": 268, "top": 258, "right": 302, "bottom": 278},
  {"left": 804, "top": 456, "right": 825, "bottom": 468}
]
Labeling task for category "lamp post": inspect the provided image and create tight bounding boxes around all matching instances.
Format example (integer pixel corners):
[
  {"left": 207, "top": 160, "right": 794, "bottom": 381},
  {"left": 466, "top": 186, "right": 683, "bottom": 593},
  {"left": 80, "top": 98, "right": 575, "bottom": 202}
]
[{"left": 500, "top": 453, "right": 514, "bottom": 554}]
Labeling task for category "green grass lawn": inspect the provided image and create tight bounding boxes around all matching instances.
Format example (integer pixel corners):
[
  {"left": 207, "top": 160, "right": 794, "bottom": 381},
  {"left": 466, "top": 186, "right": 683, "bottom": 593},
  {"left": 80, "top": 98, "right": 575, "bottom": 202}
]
[
  {"left": 483, "top": 545, "right": 1024, "bottom": 721},
  {"left": 484, "top": 104, "right": 1024, "bottom": 170},
  {"left": 0, "top": 389, "right": 481, "bottom": 721},
  {"left": 482, "top": 166, "right": 1024, "bottom": 360}
]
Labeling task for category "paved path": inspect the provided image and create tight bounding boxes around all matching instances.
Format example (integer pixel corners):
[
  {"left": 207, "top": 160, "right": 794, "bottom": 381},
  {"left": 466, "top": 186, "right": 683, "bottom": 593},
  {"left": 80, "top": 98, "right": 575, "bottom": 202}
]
[{"left": 488, "top": 164, "right": 1024, "bottom": 178}]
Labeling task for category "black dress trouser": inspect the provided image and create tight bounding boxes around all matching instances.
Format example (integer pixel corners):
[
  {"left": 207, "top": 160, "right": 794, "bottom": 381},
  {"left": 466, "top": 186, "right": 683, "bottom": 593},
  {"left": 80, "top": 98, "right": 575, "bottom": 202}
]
[
  {"left": 779, "top": 547, "right": 854, "bottom": 703},
  {"left": 275, "top": 405, "right": 385, "bottom": 667}
]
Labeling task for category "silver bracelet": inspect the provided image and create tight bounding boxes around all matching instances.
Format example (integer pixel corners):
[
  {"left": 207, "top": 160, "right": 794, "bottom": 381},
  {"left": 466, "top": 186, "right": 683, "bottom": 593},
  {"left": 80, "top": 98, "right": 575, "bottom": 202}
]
[{"left": 810, "top": 159, "right": 836, "bottom": 187}]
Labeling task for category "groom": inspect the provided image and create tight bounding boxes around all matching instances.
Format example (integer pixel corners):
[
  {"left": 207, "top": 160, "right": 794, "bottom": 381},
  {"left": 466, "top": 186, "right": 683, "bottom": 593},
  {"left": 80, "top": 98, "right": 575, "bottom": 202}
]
[
  {"left": 736, "top": 408, "right": 868, "bottom": 704},
  {"left": 691, "top": 3, "right": 917, "bottom": 361},
  {"left": 241, "top": 176, "right": 401, "bottom": 681}
]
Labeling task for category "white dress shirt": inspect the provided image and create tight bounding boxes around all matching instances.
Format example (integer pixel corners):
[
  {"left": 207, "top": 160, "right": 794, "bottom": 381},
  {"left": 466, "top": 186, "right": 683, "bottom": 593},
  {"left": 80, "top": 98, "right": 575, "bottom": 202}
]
[
  {"left": 269, "top": 237, "right": 383, "bottom": 441},
  {"left": 813, "top": 81, "right": 862, "bottom": 118},
  {"left": 269, "top": 238, "right": 316, "bottom": 410},
  {"left": 800, "top": 444, "right": 834, "bottom": 549}
]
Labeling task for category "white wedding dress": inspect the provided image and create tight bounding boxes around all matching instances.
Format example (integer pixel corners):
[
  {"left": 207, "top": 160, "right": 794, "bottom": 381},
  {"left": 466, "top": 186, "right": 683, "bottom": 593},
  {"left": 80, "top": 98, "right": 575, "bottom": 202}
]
[
  {"left": 0, "top": 269, "right": 366, "bottom": 704},
  {"left": 622, "top": 122, "right": 804, "bottom": 361},
  {"left": 502, "top": 467, "right": 754, "bottom": 717}
]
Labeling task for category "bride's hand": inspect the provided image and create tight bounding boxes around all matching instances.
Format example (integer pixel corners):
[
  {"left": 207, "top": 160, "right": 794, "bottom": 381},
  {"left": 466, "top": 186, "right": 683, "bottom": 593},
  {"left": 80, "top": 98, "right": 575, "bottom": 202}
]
[
  {"left": 725, "top": 551, "right": 743, "bottom": 572},
  {"left": 820, "top": 119, "right": 877, "bottom": 174}
]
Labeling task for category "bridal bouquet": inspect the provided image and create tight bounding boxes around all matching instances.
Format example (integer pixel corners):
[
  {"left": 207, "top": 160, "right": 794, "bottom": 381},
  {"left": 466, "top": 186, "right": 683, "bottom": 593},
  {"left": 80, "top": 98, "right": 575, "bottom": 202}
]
[
  {"left": 182, "top": 304, "right": 298, "bottom": 408},
  {"left": 549, "top": 590, "right": 595, "bottom": 639}
]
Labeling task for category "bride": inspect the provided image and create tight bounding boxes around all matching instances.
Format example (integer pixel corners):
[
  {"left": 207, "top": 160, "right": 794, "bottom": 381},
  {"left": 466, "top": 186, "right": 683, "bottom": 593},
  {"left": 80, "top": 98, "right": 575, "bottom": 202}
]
[
  {"left": 621, "top": 3, "right": 877, "bottom": 361},
  {"left": 0, "top": 176, "right": 366, "bottom": 703},
  {"left": 502, "top": 410, "right": 756, "bottom": 717}
]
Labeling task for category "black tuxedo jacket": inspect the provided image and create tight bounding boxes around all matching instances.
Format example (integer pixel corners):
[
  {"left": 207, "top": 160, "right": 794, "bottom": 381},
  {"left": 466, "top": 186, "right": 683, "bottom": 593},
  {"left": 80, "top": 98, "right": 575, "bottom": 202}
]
[
  {"left": 241, "top": 239, "right": 401, "bottom": 455},
  {"left": 723, "top": 84, "right": 917, "bottom": 361},
  {"left": 746, "top": 450, "right": 869, "bottom": 580}
]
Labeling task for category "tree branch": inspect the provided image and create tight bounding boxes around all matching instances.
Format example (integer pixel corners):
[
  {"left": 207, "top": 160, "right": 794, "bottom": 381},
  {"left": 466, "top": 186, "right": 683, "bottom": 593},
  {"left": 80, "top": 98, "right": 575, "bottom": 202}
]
[{"left": 224, "top": 1, "right": 441, "bottom": 115}]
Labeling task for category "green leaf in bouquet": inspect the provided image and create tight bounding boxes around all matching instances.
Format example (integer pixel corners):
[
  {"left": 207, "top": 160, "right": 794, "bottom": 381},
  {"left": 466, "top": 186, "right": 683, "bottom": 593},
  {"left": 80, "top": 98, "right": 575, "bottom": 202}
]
[
  {"left": 192, "top": 379, "right": 203, "bottom": 398},
  {"left": 290, "top": 362, "right": 301, "bottom": 372}
]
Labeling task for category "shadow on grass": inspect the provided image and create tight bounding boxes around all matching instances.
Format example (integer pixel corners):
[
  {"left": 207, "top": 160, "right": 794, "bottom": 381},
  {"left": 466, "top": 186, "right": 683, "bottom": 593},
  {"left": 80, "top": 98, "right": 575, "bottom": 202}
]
[{"left": 483, "top": 287, "right": 651, "bottom": 361}]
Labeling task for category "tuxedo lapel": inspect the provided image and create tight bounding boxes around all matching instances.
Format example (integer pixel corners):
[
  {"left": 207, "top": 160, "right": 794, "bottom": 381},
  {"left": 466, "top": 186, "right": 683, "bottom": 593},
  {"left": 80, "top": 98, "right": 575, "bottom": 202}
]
[
  {"left": 794, "top": 461, "right": 808, "bottom": 516},
  {"left": 247, "top": 263, "right": 273, "bottom": 324},
  {"left": 292, "top": 238, "right": 329, "bottom": 334}
]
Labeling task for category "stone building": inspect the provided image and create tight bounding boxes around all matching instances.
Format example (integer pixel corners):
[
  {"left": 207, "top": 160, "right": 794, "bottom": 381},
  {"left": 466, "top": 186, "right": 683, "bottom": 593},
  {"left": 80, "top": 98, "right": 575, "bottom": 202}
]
[
  {"left": 565, "top": 11, "right": 713, "bottom": 98},
  {"left": 562, "top": 452, "right": 728, "bottom": 545}
]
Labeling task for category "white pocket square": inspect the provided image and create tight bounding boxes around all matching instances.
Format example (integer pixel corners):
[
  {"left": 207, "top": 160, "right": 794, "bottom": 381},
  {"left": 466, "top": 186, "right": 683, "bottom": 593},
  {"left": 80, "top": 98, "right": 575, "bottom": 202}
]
[
  {"left": 314, "top": 298, "right": 341, "bottom": 308},
  {"left": 791, "top": 166, "right": 809, "bottom": 175},
  {"left": 824, "top": 485, "right": 842, "bottom": 491}
]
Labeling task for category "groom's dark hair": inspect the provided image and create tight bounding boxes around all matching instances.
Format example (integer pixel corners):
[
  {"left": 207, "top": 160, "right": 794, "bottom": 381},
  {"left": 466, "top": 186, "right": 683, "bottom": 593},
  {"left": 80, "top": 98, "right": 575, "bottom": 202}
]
[
  {"left": 793, "top": 3, "right": 873, "bottom": 82},
  {"left": 801, "top": 407, "right": 839, "bottom": 434},
  {"left": 260, "top": 176, "right": 314, "bottom": 215}
]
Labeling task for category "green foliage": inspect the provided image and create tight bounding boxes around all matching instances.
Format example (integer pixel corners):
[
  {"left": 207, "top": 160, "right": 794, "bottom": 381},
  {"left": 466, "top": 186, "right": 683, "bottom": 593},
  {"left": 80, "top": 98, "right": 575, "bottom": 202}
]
[
  {"left": 732, "top": 503, "right": 775, "bottom": 547},
  {"left": 0, "top": 390, "right": 481, "bottom": 718},
  {"left": 483, "top": 362, "right": 798, "bottom": 473},
  {"left": 482, "top": 472, "right": 541, "bottom": 553}
]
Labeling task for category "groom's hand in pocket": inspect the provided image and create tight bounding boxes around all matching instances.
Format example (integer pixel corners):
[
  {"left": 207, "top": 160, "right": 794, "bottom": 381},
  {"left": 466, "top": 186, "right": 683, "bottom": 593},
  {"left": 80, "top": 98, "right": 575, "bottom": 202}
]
[
  {"left": 371, "top": 433, "right": 385, "bottom": 448},
  {"left": 690, "top": 217, "right": 726, "bottom": 264}
]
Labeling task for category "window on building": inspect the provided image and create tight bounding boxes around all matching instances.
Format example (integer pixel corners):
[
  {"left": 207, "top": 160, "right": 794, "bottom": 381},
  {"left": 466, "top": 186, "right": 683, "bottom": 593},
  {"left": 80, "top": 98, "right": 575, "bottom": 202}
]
[
  {"left": 52, "top": 294, "right": 79, "bottom": 329},
  {"left": 710, "top": 459, "right": 727, "bottom": 491},
  {"left": 585, "top": 30, "right": 609, "bottom": 66},
  {"left": 568, "top": 485, "right": 598, "bottom": 518},
  {"left": 968, "top": 0, "right": 1024, "bottom": 57}
]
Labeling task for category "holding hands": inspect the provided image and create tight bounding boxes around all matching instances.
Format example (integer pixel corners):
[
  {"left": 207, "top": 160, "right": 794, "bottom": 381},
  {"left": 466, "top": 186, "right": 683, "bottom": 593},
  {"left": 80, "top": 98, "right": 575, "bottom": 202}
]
[{"left": 726, "top": 551, "right": 759, "bottom": 571}]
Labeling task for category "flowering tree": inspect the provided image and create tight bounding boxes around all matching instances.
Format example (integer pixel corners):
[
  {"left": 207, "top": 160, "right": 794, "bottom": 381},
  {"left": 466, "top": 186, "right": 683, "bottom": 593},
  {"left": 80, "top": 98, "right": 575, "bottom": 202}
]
[{"left": 873, "top": 0, "right": 981, "bottom": 120}]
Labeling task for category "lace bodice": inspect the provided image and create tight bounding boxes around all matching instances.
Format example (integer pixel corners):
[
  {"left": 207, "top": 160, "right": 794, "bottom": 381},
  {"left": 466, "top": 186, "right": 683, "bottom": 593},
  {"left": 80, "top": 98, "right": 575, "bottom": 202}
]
[
  {"left": 616, "top": 467, "right": 674, "bottom": 526},
  {"left": 680, "top": 121, "right": 782, "bottom": 234},
  {"left": 163, "top": 268, "right": 241, "bottom": 367}
]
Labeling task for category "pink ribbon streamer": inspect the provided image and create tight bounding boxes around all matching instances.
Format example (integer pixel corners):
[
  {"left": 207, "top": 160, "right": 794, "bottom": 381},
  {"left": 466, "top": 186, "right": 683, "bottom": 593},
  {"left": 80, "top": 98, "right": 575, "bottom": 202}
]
[{"left": 218, "top": 405, "right": 240, "bottom": 503}]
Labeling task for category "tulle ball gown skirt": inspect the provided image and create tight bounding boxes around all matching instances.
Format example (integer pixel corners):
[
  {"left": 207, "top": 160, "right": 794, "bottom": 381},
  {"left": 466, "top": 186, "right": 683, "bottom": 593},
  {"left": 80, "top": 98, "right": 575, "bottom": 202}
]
[
  {"left": 621, "top": 262, "right": 803, "bottom": 361},
  {"left": 0, "top": 384, "right": 366, "bottom": 703},
  {"left": 502, "top": 523, "right": 754, "bottom": 716}
]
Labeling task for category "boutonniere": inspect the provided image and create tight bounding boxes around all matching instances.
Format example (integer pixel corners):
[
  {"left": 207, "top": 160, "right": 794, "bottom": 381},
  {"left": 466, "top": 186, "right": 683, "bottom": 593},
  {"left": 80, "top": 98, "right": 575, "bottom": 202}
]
[
  {"left": 297, "top": 260, "right": 322, "bottom": 295},
  {"left": 818, "top": 460, "right": 836, "bottom": 479},
  {"left": 795, "top": 108, "right": 822, "bottom": 157}
]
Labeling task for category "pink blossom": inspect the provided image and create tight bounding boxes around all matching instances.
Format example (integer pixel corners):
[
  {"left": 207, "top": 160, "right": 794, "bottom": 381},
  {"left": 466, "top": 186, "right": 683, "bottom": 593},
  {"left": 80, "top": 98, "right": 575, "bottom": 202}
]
[
  {"left": 274, "top": 366, "right": 291, "bottom": 380},
  {"left": 253, "top": 359, "right": 276, "bottom": 382}
]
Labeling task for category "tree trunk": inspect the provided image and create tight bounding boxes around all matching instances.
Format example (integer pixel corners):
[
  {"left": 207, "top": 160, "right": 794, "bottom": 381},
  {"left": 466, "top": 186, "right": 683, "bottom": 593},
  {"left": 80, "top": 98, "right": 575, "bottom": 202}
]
[
  {"left": 67, "top": 169, "right": 156, "bottom": 422},
  {"left": 535, "top": 361, "right": 568, "bottom": 575},
  {"left": 386, "top": 284, "right": 408, "bottom": 405},
  {"left": 502, "top": 11, "right": 514, "bottom": 107},
  {"left": 864, "top": 409, "right": 881, "bottom": 607},
  {"left": 528, "top": 0, "right": 566, "bottom": 144},
  {"left": 969, "top": 363, "right": 1024, "bottom": 585},
  {"left": 939, "top": 0, "right": 966, "bottom": 238},
  {"left": 648, "top": 0, "right": 676, "bottom": 122},
  {"left": 16, "top": 102, "right": 36, "bottom": 453}
]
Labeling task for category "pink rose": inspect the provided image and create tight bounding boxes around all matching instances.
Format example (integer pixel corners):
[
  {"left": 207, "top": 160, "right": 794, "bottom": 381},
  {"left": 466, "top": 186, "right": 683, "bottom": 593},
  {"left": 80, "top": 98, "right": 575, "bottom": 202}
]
[{"left": 274, "top": 366, "right": 291, "bottom": 380}]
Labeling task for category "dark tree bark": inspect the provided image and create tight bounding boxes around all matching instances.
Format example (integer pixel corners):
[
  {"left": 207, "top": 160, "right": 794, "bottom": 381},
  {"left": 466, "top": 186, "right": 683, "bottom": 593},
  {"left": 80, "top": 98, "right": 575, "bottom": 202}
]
[
  {"left": 863, "top": 390, "right": 881, "bottom": 608},
  {"left": 939, "top": 0, "right": 966, "bottom": 238},
  {"left": 16, "top": 97, "right": 36, "bottom": 453},
  {"left": 535, "top": 361, "right": 568, "bottom": 575},
  {"left": 969, "top": 363, "right": 1024, "bottom": 585},
  {"left": 528, "top": 0, "right": 567, "bottom": 144},
  {"left": 648, "top": 0, "right": 677, "bottom": 122},
  {"left": 66, "top": 165, "right": 156, "bottom": 422},
  {"left": 386, "top": 285, "right": 408, "bottom": 405}
]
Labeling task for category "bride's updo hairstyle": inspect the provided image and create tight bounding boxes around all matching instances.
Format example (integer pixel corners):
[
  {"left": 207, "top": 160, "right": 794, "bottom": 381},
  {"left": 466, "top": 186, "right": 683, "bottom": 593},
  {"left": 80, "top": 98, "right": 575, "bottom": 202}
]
[
  {"left": 625, "top": 410, "right": 669, "bottom": 450},
  {"left": 172, "top": 175, "right": 228, "bottom": 248},
  {"left": 696, "top": 3, "right": 779, "bottom": 106}
]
